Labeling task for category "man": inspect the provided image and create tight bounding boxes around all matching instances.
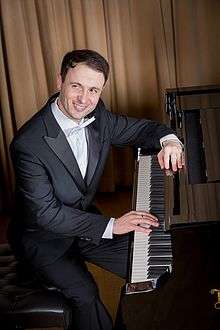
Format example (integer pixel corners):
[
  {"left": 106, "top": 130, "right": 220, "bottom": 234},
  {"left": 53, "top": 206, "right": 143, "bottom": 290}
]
[{"left": 9, "top": 49, "right": 184, "bottom": 330}]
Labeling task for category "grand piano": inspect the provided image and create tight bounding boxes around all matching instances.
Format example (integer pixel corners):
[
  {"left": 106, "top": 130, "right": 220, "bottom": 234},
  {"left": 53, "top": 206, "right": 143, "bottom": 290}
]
[{"left": 115, "top": 85, "right": 220, "bottom": 330}]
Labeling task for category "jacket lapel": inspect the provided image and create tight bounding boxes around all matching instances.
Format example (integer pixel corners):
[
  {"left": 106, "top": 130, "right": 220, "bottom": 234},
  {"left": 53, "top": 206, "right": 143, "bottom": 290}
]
[
  {"left": 85, "top": 123, "right": 102, "bottom": 185},
  {"left": 42, "top": 103, "right": 87, "bottom": 193}
]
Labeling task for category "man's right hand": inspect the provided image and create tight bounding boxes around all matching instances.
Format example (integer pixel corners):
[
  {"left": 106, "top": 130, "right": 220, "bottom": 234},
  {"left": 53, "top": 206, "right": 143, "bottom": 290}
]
[{"left": 113, "top": 211, "right": 159, "bottom": 235}]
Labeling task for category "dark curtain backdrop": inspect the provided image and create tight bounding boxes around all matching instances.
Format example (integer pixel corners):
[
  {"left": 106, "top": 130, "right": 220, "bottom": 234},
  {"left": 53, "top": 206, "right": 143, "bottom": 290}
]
[{"left": 1, "top": 0, "right": 220, "bottom": 211}]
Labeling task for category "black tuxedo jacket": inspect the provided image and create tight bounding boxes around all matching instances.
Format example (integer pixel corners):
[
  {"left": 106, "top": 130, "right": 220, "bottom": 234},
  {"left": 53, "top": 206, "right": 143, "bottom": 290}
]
[{"left": 9, "top": 93, "right": 173, "bottom": 268}]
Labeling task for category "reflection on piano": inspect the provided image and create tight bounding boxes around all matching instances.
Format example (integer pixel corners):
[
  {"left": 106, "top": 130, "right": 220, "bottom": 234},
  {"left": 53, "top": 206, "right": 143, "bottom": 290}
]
[{"left": 115, "top": 85, "right": 220, "bottom": 330}]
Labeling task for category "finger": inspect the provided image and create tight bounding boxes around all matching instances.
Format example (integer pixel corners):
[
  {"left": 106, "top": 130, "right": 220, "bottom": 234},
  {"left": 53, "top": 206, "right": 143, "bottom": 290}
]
[
  {"left": 157, "top": 150, "right": 164, "bottom": 169},
  {"left": 170, "top": 153, "right": 178, "bottom": 172},
  {"left": 173, "top": 150, "right": 184, "bottom": 170},
  {"left": 181, "top": 152, "right": 185, "bottom": 167},
  {"left": 130, "top": 211, "right": 158, "bottom": 220},
  {"left": 131, "top": 214, "right": 158, "bottom": 223},
  {"left": 131, "top": 225, "right": 152, "bottom": 235},
  {"left": 131, "top": 217, "right": 159, "bottom": 227},
  {"left": 177, "top": 154, "right": 183, "bottom": 168},
  {"left": 177, "top": 153, "right": 185, "bottom": 169},
  {"left": 127, "top": 212, "right": 157, "bottom": 222},
  {"left": 139, "top": 223, "right": 151, "bottom": 229},
  {"left": 163, "top": 150, "right": 170, "bottom": 170}
]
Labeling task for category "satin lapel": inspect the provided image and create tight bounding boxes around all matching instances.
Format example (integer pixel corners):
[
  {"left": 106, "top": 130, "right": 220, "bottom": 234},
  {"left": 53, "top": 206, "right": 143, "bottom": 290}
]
[
  {"left": 85, "top": 123, "right": 102, "bottom": 185},
  {"left": 42, "top": 105, "right": 86, "bottom": 193}
]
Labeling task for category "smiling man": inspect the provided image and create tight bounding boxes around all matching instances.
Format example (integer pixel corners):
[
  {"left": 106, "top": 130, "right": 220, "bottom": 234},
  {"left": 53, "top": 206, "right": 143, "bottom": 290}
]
[{"left": 8, "top": 49, "right": 184, "bottom": 330}]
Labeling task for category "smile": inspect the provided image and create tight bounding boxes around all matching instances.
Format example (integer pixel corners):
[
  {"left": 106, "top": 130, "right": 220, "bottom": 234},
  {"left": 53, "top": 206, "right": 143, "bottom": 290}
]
[{"left": 74, "top": 104, "right": 87, "bottom": 111}]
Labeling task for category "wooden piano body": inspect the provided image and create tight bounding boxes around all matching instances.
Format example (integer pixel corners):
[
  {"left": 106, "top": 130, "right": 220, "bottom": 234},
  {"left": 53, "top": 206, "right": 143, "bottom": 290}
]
[
  {"left": 165, "top": 85, "right": 220, "bottom": 228},
  {"left": 115, "top": 85, "right": 220, "bottom": 330}
]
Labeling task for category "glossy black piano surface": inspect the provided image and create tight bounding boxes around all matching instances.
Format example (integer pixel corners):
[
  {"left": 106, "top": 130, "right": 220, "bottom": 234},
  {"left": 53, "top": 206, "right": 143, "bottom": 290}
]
[{"left": 116, "top": 222, "right": 220, "bottom": 330}]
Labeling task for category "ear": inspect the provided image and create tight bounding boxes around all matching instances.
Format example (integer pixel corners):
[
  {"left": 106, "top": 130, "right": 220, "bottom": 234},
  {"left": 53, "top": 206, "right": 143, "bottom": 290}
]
[{"left": 56, "top": 73, "right": 62, "bottom": 91}]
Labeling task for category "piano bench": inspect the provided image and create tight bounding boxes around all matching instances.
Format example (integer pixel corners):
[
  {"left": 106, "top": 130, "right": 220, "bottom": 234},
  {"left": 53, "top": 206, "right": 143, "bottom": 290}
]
[{"left": 0, "top": 243, "right": 73, "bottom": 330}]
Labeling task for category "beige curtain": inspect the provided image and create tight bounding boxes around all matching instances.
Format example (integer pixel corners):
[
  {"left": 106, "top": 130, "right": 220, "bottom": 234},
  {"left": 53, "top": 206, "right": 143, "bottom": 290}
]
[{"left": 1, "top": 0, "right": 220, "bottom": 210}]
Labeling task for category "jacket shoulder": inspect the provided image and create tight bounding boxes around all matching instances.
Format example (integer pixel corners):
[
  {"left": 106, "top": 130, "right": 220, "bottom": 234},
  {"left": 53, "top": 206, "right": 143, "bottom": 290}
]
[{"left": 11, "top": 105, "right": 50, "bottom": 150}]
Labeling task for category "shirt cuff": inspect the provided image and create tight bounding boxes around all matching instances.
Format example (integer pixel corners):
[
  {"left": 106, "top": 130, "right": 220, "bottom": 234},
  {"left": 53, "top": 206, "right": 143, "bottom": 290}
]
[
  {"left": 160, "top": 134, "right": 183, "bottom": 148},
  {"left": 102, "top": 218, "right": 115, "bottom": 239}
]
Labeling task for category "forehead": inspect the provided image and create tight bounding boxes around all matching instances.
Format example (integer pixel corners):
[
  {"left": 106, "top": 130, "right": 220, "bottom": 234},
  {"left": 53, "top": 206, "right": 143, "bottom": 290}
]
[{"left": 65, "top": 64, "right": 105, "bottom": 89}]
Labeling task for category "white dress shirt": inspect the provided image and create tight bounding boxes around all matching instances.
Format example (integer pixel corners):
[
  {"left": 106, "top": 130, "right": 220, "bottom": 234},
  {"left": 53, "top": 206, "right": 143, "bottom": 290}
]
[{"left": 51, "top": 99, "right": 95, "bottom": 178}]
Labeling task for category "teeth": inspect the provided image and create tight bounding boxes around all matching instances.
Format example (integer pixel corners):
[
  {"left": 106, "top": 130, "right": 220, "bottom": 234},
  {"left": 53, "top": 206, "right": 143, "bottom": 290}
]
[{"left": 74, "top": 104, "right": 85, "bottom": 110}]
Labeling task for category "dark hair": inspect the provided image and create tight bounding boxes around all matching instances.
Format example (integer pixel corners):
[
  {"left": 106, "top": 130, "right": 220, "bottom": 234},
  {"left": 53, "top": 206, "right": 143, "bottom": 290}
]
[{"left": 60, "top": 49, "right": 109, "bottom": 84}]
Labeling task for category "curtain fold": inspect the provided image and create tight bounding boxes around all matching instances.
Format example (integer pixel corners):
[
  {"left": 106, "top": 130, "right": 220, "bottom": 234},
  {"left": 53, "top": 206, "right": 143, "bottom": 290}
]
[{"left": 1, "top": 0, "right": 220, "bottom": 210}]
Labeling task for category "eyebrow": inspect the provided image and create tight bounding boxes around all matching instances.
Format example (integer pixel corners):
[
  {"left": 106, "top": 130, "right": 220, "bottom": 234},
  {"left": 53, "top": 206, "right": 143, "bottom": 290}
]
[{"left": 69, "top": 81, "right": 102, "bottom": 91}]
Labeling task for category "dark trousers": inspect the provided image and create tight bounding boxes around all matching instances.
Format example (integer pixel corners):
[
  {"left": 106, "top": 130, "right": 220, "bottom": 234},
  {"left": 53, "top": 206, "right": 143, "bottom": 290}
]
[{"left": 36, "top": 234, "right": 129, "bottom": 330}]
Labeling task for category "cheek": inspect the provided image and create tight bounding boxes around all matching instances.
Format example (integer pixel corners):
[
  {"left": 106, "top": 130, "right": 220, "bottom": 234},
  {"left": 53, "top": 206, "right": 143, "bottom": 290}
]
[
  {"left": 62, "top": 87, "right": 77, "bottom": 99},
  {"left": 91, "top": 95, "right": 100, "bottom": 106},
  {"left": 68, "top": 91, "right": 78, "bottom": 99}
]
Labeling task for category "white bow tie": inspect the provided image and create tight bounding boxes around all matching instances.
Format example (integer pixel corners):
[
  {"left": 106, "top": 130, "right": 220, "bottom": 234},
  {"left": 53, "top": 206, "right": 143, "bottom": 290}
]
[{"left": 65, "top": 116, "right": 96, "bottom": 137}]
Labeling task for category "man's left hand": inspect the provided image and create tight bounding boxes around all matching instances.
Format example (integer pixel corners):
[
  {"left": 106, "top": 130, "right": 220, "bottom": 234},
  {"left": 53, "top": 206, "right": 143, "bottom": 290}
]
[{"left": 157, "top": 140, "right": 184, "bottom": 174}]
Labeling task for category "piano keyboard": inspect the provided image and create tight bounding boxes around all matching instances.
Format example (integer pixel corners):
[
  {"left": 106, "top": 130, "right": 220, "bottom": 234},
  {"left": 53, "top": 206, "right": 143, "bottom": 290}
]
[{"left": 127, "top": 155, "right": 172, "bottom": 293}]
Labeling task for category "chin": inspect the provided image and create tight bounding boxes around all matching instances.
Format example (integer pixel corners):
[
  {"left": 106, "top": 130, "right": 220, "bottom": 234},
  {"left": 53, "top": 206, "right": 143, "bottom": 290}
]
[{"left": 71, "top": 115, "right": 83, "bottom": 121}]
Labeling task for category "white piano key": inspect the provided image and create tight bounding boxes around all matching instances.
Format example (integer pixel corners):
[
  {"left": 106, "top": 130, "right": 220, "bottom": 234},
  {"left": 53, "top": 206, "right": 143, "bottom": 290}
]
[{"left": 130, "top": 155, "right": 172, "bottom": 284}]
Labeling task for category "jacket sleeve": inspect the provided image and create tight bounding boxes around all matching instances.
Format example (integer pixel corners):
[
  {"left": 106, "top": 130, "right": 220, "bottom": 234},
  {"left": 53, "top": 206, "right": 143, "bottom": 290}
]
[
  {"left": 10, "top": 140, "right": 110, "bottom": 245},
  {"left": 103, "top": 109, "right": 174, "bottom": 150}
]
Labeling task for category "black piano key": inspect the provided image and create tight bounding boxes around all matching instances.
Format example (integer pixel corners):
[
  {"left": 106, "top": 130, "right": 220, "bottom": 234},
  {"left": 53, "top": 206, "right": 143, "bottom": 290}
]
[
  {"left": 149, "top": 249, "right": 172, "bottom": 255},
  {"left": 150, "top": 236, "right": 171, "bottom": 241},
  {"left": 148, "top": 257, "right": 172, "bottom": 265}
]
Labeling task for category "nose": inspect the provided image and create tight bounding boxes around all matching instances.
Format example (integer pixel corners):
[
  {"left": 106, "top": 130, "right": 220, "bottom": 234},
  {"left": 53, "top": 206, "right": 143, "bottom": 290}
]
[{"left": 78, "top": 90, "right": 88, "bottom": 104}]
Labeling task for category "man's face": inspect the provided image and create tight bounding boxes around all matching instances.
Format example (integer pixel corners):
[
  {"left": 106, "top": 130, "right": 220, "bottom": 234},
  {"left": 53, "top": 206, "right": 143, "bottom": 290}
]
[{"left": 57, "top": 63, "right": 105, "bottom": 122}]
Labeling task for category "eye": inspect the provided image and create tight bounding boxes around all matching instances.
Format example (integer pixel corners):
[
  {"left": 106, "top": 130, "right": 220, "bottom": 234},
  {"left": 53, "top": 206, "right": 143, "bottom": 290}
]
[
  {"left": 71, "top": 83, "right": 80, "bottom": 89},
  {"left": 89, "top": 88, "right": 99, "bottom": 94}
]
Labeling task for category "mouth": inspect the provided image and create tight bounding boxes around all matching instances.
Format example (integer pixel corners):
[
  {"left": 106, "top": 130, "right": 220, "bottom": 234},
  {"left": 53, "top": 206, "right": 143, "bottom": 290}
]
[{"left": 73, "top": 103, "right": 87, "bottom": 112}]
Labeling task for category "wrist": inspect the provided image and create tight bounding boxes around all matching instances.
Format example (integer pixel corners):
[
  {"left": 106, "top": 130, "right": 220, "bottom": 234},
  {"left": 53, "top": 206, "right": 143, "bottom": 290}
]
[
  {"left": 162, "top": 140, "right": 183, "bottom": 149},
  {"left": 112, "top": 218, "right": 119, "bottom": 234}
]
